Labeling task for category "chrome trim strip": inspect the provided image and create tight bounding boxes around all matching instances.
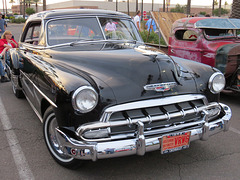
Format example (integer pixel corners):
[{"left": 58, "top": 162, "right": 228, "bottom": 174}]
[
  {"left": 96, "top": 16, "right": 106, "bottom": 40},
  {"left": 24, "top": 93, "right": 43, "bottom": 122},
  {"left": 21, "top": 71, "right": 57, "bottom": 108}
]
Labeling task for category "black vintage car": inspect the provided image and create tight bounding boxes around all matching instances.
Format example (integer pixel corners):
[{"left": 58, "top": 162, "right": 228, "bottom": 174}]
[{"left": 7, "top": 9, "right": 231, "bottom": 168}]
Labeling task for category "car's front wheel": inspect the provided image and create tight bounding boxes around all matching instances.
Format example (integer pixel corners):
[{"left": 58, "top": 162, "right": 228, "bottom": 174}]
[{"left": 43, "top": 106, "right": 82, "bottom": 169}]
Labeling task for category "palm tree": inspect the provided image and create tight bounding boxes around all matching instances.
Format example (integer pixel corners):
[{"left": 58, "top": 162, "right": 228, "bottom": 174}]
[
  {"left": 9, "top": 0, "right": 15, "bottom": 8},
  {"left": 2, "top": 0, "right": 5, "bottom": 15},
  {"left": 186, "top": 0, "right": 191, "bottom": 15},
  {"left": 32, "top": 0, "right": 41, "bottom": 13},
  {"left": 230, "top": 0, "right": 240, "bottom": 18},
  {"left": 127, "top": 0, "right": 129, "bottom": 15},
  {"left": 25, "top": 0, "right": 31, "bottom": 8},
  {"left": 212, "top": 0, "right": 218, "bottom": 16},
  {"left": 5, "top": 0, "right": 7, "bottom": 14},
  {"left": 136, "top": 0, "right": 138, "bottom": 12},
  {"left": 43, "top": 0, "right": 46, "bottom": 11},
  {"left": 218, "top": 0, "right": 222, "bottom": 17},
  {"left": 152, "top": 0, "right": 154, "bottom": 11}
]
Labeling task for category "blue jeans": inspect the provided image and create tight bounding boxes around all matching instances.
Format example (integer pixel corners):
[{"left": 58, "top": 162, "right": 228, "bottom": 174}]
[{"left": 0, "top": 60, "right": 5, "bottom": 76}]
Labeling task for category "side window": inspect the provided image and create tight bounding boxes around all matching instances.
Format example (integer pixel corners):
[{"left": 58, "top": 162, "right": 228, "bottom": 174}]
[
  {"left": 175, "top": 30, "right": 198, "bottom": 41},
  {"left": 25, "top": 26, "right": 33, "bottom": 41},
  {"left": 23, "top": 23, "right": 41, "bottom": 45}
]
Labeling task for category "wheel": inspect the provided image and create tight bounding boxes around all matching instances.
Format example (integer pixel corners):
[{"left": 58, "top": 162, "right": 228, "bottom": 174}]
[{"left": 43, "top": 106, "right": 82, "bottom": 169}]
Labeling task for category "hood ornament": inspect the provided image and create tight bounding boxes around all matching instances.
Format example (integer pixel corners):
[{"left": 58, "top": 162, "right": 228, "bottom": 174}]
[{"left": 144, "top": 82, "right": 177, "bottom": 92}]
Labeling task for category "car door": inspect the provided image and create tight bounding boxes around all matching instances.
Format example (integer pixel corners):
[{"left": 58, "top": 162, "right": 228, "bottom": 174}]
[
  {"left": 168, "top": 28, "right": 202, "bottom": 63},
  {"left": 19, "top": 22, "right": 42, "bottom": 108}
]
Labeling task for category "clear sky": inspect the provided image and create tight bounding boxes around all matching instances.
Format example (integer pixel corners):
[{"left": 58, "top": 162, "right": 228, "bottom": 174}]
[{"left": 1, "top": 0, "right": 234, "bottom": 10}]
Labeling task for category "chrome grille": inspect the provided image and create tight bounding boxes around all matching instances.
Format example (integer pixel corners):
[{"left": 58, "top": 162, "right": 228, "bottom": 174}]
[
  {"left": 109, "top": 99, "right": 204, "bottom": 137},
  {"left": 77, "top": 94, "right": 222, "bottom": 142}
]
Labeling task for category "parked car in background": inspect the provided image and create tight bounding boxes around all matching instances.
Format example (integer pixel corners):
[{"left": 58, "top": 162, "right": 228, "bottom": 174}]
[
  {"left": 168, "top": 17, "right": 240, "bottom": 94},
  {"left": 6, "top": 9, "right": 231, "bottom": 168},
  {"left": 13, "top": 14, "right": 23, "bottom": 19}
]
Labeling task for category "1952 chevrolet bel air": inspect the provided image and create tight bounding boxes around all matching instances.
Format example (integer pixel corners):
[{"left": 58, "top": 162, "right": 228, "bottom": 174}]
[{"left": 6, "top": 9, "right": 231, "bottom": 168}]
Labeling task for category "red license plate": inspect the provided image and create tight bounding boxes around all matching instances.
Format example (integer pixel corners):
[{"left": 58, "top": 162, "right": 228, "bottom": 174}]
[{"left": 160, "top": 132, "right": 191, "bottom": 154}]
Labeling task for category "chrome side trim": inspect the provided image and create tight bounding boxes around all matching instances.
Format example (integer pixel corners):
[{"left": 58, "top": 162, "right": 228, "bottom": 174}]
[
  {"left": 21, "top": 70, "right": 57, "bottom": 108},
  {"left": 24, "top": 93, "right": 43, "bottom": 122}
]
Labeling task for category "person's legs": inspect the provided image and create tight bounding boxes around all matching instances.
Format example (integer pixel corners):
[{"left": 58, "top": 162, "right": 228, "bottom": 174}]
[
  {"left": 0, "top": 60, "right": 9, "bottom": 83},
  {"left": 0, "top": 60, "right": 5, "bottom": 76}
]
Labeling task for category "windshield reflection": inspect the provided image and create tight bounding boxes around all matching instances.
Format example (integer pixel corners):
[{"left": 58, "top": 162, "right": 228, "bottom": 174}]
[{"left": 47, "top": 17, "right": 142, "bottom": 46}]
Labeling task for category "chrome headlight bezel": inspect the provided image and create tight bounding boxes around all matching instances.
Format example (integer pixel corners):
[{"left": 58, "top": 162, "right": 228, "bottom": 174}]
[
  {"left": 208, "top": 72, "right": 225, "bottom": 94},
  {"left": 72, "top": 86, "right": 98, "bottom": 113}
]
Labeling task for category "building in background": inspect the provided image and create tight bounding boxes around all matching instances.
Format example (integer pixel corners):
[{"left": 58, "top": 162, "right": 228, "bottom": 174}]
[{"left": 7, "top": 0, "right": 231, "bottom": 16}]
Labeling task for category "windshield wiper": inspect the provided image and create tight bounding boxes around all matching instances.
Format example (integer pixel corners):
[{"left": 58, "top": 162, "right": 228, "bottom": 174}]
[
  {"left": 70, "top": 39, "right": 97, "bottom": 46},
  {"left": 105, "top": 39, "right": 138, "bottom": 44},
  {"left": 69, "top": 39, "right": 138, "bottom": 46}
]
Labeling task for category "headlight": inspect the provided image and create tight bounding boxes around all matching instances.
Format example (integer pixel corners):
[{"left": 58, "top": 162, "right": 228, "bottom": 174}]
[
  {"left": 208, "top": 72, "right": 225, "bottom": 94},
  {"left": 72, "top": 86, "right": 98, "bottom": 113}
]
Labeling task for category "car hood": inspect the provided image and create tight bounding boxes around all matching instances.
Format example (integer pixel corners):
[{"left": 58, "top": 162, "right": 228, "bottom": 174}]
[{"left": 48, "top": 44, "right": 198, "bottom": 104}]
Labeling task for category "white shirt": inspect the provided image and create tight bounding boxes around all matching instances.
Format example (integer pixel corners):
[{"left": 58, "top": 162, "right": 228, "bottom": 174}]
[
  {"left": 134, "top": 15, "right": 141, "bottom": 30},
  {"left": 105, "top": 22, "right": 116, "bottom": 32}
]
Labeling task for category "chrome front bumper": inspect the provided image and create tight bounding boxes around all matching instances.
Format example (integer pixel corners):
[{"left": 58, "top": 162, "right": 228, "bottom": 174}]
[{"left": 55, "top": 103, "right": 231, "bottom": 161}]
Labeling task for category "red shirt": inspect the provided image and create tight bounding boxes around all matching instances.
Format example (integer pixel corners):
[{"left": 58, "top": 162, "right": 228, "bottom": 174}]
[{"left": 0, "top": 38, "right": 18, "bottom": 53}]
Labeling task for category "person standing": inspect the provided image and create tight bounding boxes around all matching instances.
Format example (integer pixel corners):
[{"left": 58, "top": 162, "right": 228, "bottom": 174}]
[
  {"left": 0, "top": 14, "right": 7, "bottom": 37},
  {"left": 134, "top": 10, "right": 141, "bottom": 31},
  {"left": 145, "top": 18, "right": 156, "bottom": 32}
]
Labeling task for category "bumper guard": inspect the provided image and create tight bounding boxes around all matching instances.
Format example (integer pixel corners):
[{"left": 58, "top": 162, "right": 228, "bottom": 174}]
[{"left": 55, "top": 103, "right": 231, "bottom": 161}]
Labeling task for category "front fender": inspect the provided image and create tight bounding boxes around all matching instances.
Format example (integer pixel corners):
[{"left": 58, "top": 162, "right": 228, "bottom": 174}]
[{"left": 9, "top": 48, "right": 21, "bottom": 70}]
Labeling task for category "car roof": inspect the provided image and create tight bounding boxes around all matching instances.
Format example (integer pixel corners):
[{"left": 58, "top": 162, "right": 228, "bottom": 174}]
[
  {"left": 172, "top": 17, "right": 240, "bottom": 29},
  {"left": 28, "top": 9, "right": 130, "bottom": 21}
]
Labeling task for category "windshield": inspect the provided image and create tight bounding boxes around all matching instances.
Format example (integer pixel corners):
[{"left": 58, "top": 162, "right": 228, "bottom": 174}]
[
  {"left": 203, "top": 29, "right": 236, "bottom": 40},
  {"left": 98, "top": 17, "right": 141, "bottom": 41},
  {"left": 47, "top": 17, "right": 142, "bottom": 46}
]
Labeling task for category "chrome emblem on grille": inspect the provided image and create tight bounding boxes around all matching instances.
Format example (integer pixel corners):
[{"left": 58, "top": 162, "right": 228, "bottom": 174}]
[{"left": 144, "top": 82, "right": 177, "bottom": 92}]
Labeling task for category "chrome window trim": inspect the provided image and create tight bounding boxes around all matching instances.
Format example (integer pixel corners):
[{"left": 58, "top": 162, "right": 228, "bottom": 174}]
[
  {"left": 96, "top": 16, "right": 107, "bottom": 40},
  {"left": 21, "top": 70, "right": 57, "bottom": 108}
]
